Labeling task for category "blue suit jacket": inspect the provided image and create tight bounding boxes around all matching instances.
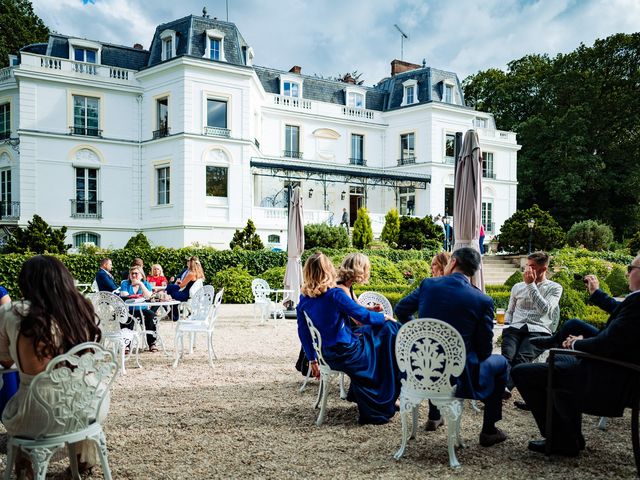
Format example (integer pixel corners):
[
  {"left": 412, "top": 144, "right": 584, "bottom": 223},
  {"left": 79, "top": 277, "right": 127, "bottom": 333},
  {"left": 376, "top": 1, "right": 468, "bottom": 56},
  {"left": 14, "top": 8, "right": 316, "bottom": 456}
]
[
  {"left": 95, "top": 268, "right": 119, "bottom": 292},
  {"left": 394, "top": 273, "right": 496, "bottom": 399}
]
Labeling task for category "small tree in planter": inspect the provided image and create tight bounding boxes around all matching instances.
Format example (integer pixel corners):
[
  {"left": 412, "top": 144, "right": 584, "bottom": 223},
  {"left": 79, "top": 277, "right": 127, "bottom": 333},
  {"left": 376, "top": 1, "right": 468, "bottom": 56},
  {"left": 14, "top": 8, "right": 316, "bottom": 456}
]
[
  {"left": 352, "top": 207, "right": 373, "bottom": 249},
  {"left": 380, "top": 208, "right": 400, "bottom": 248}
]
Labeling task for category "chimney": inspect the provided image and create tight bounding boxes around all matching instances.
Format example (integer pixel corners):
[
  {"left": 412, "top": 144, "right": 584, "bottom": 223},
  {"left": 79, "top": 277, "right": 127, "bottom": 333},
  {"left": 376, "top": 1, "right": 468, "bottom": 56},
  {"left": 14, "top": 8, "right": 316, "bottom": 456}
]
[
  {"left": 391, "top": 59, "right": 422, "bottom": 76},
  {"left": 289, "top": 65, "right": 302, "bottom": 74},
  {"left": 133, "top": 43, "right": 144, "bottom": 50},
  {"left": 343, "top": 73, "right": 356, "bottom": 84}
]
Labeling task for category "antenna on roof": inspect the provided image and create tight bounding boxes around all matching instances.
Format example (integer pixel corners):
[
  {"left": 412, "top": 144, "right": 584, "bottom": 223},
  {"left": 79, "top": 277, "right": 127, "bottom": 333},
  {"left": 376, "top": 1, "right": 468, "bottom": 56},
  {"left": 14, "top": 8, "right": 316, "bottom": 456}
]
[
  {"left": 394, "top": 24, "right": 409, "bottom": 61},
  {"left": 226, "top": 0, "right": 229, "bottom": 21},
  {"left": 202, "top": 6, "right": 209, "bottom": 18}
]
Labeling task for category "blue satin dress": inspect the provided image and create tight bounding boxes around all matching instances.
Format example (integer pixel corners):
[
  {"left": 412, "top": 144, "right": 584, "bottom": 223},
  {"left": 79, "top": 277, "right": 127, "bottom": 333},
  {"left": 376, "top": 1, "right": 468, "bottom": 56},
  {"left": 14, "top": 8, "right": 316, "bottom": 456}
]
[{"left": 297, "top": 288, "right": 401, "bottom": 425}]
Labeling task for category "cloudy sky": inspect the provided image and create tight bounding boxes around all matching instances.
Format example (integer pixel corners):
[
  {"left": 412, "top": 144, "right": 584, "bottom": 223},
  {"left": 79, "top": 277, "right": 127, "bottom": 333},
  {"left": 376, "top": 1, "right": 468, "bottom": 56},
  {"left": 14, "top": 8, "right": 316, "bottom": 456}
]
[{"left": 31, "top": 0, "right": 640, "bottom": 86}]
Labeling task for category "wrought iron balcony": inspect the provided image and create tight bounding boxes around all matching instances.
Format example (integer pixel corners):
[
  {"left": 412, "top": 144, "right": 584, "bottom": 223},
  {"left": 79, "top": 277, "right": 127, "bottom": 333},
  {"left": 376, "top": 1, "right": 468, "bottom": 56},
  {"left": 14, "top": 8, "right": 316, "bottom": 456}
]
[
  {"left": 69, "top": 126, "right": 102, "bottom": 137},
  {"left": 349, "top": 157, "right": 366, "bottom": 166},
  {"left": 70, "top": 199, "right": 103, "bottom": 219},
  {"left": 283, "top": 150, "right": 303, "bottom": 159},
  {"left": 203, "top": 126, "right": 230, "bottom": 138},
  {"left": 0, "top": 201, "right": 19, "bottom": 220},
  {"left": 397, "top": 156, "right": 416, "bottom": 166},
  {"left": 153, "top": 126, "right": 170, "bottom": 139}
]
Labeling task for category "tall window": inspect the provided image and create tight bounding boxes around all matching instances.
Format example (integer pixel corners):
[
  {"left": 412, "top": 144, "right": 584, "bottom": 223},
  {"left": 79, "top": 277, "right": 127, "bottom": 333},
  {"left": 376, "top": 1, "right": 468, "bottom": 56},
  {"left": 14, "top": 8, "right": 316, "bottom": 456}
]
[
  {"left": 347, "top": 92, "right": 364, "bottom": 108},
  {"left": 74, "top": 232, "right": 100, "bottom": 248},
  {"left": 350, "top": 134, "right": 364, "bottom": 165},
  {"left": 0, "top": 103, "right": 9, "bottom": 139},
  {"left": 444, "top": 187, "right": 454, "bottom": 217},
  {"left": 209, "top": 38, "right": 221, "bottom": 60},
  {"left": 284, "top": 125, "right": 300, "bottom": 158},
  {"left": 74, "top": 48, "right": 97, "bottom": 63},
  {"left": 75, "top": 168, "right": 98, "bottom": 215},
  {"left": 399, "top": 187, "right": 415, "bottom": 215},
  {"left": 73, "top": 95, "right": 99, "bottom": 136},
  {"left": 400, "top": 133, "right": 415, "bottom": 163},
  {"left": 206, "top": 166, "right": 228, "bottom": 197},
  {"left": 283, "top": 81, "right": 300, "bottom": 98},
  {"left": 482, "top": 152, "right": 494, "bottom": 178},
  {"left": 482, "top": 201, "right": 493, "bottom": 232},
  {"left": 207, "top": 99, "right": 227, "bottom": 128},
  {"left": 406, "top": 86, "right": 415, "bottom": 104},
  {"left": 445, "top": 133, "right": 455, "bottom": 160},
  {"left": 0, "top": 169, "right": 11, "bottom": 217},
  {"left": 444, "top": 84, "right": 453, "bottom": 103},
  {"left": 156, "top": 98, "right": 169, "bottom": 137},
  {"left": 163, "top": 38, "right": 173, "bottom": 60},
  {"left": 156, "top": 166, "right": 170, "bottom": 205}
]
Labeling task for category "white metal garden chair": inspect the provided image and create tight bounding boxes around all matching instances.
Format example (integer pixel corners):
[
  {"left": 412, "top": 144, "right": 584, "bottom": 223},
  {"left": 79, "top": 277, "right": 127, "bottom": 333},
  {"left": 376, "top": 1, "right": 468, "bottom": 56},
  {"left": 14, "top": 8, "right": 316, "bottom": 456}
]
[
  {"left": 251, "top": 278, "right": 280, "bottom": 322},
  {"left": 4, "top": 342, "right": 118, "bottom": 480},
  {"left": 90, "top": 291, "right": 141, "bottom": 374},
  {"left": 303, "top": 312, "right": 347, "bottom": 426},
  {"left": 173, "top": 286, "right": 217, "bottom": 368},
  {"left": 394, "top": 318, "right": 466, "bottom": 469},
  {"left": 357, "top": 291, "right": 394, "bottom": 317}
]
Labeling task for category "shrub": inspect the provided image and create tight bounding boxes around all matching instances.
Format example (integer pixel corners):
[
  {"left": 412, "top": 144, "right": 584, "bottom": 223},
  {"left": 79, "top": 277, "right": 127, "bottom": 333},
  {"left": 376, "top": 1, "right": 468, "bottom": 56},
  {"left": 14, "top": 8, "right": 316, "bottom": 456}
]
[
  {"left": 352, "top": 207, "right": 373, "bottom": 249},
  {"left": 259, "top": 266, "right": 286, "bottom": 291},
  {"left": 368, "top": 256, "right": 405, "bottom": 285},
  {"left": 230, "top": 219, "right": 264, "bottom": 250},
  {"left": 380, "top": 208, "right": 400, "bottom": 248},
  {"left": 396, "top": 259, "right": 431, "bottom": 284},
  {"left": 566, "top": 220, "right": 613, "bottom": 251},
  {"left": 124, "top": 232, "right": 151, "bottom": 250},
  {"left": 397, "top": 216, "right": 443, "bottom": 250},
  {"left": 488, "top": 291, "right": 511, "bottom": 310},
  {"left": 582, "top": 305, "right": 609, "bottom": 329},
  {"left": 4, "top": 214, "right": 71, "bottom": 254},
  {"left": 499, "top": 204, "right": 565, "bottom": 253},
  {"left": 605, "top": 264, "right": 628, "bottom": 297},
  {"left": 504, "top": 270, "right": 523, "bottom": 288},
  {"left": 211, "top": 266, "right": 254, "bottom": 303},
  {"left": 551, "top": 248, "right": 614, "bottom": 280},
  {"left": 558, "top": 287, "right": 588, "bottom": 324},
  {"left": 304, "top": 224, "right": 350, "bottom": 250},
  {"left": 628, "top": 231, "right": 640, "bottom": 256}
]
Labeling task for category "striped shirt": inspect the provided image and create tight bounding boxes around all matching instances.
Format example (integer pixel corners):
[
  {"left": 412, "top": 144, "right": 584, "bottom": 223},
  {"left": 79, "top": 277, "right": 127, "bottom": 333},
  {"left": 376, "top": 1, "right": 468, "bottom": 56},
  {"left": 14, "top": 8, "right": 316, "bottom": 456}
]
[{"left": 505, "top": 279, "right": 563, "bottom": 334}]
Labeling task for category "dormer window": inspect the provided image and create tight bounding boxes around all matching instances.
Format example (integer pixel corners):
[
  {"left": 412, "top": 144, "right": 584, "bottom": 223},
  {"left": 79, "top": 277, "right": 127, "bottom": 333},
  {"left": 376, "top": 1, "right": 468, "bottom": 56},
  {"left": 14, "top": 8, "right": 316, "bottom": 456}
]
[
  {"left": 443, "top": 80, "right": 455, "bottom": 104},
  {"left": 204, "top": 29, "right": 226, "bottom": 62},
  {"left": 68, "top": 38, "right": 102, "bottom": 65},
  {"left": 346, "top": 91, "right": 365, "bottom": 108},
  {"left": 283, "top": 81, "right": 300, "bottom": 97},
  {"left": 160, "top": 29, "right": 176, "bottom": 61},
  {"left": 401, "top": 79, "right": 418, "bottom": 106},
  {"left": 74, "top": 48, "right": 96, "bottom": 63}
]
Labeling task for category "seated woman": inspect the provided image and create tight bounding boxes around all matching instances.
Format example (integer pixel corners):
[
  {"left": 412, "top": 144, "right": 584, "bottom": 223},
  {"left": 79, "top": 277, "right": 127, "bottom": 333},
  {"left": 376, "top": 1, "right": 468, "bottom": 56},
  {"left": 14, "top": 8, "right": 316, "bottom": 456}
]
[
  {"left": 166, "top": 256, "right": 205, "bottom": 320},
  {"left": 0, "top": 255, "right": 103, "bottom": 478},
  {"left": 431, "top": 251, "right": 451, "bottom": 278},
  {"left": 147, "top": 264, "right": 168, "bottom": 290},
  {"left": 296, "top": 252, "right": 401, "bottom": 425},
  {"left": 120, "top": 266, "right": 158, "bottom": 352},
  {"left": 336, "top": 253, "right": 381, "bottom": 328}
]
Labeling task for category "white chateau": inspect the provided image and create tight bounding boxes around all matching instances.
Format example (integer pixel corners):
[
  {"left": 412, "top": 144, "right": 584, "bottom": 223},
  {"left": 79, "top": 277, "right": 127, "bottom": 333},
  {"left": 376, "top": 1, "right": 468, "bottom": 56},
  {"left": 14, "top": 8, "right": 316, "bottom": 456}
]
[{"left": 0, "top": 12, "right": 520, "bottom": 249}]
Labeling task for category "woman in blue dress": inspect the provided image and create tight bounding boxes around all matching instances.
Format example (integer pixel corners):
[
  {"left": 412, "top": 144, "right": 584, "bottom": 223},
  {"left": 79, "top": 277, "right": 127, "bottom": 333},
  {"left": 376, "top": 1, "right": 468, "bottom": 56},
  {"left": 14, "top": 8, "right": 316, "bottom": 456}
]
[
  {"left": 297, "top": 252, "right": 401, "bottom": 425},
  {"left": 120, "top": 266, "right": 158, "bottom": 352},
  {"left": 0, "top": 284, "right": 15, "bottom": 416}
]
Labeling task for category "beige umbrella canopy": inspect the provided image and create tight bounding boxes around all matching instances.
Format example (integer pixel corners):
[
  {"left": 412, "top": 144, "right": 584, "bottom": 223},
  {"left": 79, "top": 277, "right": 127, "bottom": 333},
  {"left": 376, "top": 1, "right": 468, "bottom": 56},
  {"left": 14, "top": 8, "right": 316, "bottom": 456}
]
[
  {"left": 453, "top": 129, "right": 485, "bottom": 291},
  {"left": 283, "top": 186, "right": 304, "bottom": 306}
]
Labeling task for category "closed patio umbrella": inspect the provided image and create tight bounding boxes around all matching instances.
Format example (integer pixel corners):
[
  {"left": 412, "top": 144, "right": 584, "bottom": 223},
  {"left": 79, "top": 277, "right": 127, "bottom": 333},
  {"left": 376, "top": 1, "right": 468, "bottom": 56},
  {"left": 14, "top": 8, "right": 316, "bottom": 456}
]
[
  {"left": 283, "top": 186, "right": 304, "bottom": 307},
  {"left": 453, "top": 129, "right": 484, "bottom": 291}
]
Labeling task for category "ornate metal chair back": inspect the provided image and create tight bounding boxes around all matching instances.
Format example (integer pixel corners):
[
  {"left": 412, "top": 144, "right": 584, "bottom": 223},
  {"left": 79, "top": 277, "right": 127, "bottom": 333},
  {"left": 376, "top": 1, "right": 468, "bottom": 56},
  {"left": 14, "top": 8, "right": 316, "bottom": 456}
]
[
  {"left": 357, "top": 291, "right": 394, "bottom": 317},
  {"left": 90, "top": 292, "right": 129, "bottom": 334}
]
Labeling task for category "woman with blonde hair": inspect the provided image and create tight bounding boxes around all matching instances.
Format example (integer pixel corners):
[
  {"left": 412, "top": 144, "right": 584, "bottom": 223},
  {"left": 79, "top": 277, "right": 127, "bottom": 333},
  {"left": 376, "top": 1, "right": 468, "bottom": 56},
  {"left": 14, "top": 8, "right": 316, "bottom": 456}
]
[
  {"left": 336, "top": 252, "right": 371, "bottom": 300},
  {"left": 147, "top": 264, "right": 168, "bottom": 289},
  {"left": 166, "top": 256, "right": 204, "bottom": 302},
  {"left": 297, "top": 252, "right": 401, "bottom": 425},
  {"left": 431, "top": 251, "right": 451, "bottom": 278}
]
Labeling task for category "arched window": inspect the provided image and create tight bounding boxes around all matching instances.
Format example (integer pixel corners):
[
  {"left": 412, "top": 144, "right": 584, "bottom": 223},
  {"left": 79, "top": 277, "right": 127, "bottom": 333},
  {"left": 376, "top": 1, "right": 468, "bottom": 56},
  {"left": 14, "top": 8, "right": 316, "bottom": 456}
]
[{"left": 74, "top": 231, "right": 100, "bottom": 248}]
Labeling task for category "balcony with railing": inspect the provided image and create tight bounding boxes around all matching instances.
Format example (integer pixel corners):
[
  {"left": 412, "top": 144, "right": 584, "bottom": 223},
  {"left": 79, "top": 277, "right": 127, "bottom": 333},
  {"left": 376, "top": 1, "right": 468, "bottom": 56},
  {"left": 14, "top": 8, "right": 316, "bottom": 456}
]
[
  {"left": 272, "top": 95, "right": 312, "bottom": 110},
  {"left": 283, "top": 150, "right": 303, "bottom": 159},
  {"left": 19, "top": 53, "right": 138, "bottom": 85},
  {"left": 397, "top": 156, "right": 416, "bottom": 166},
  {"left": 69, "top": 126, "right": 102, "bottom": 137},
  {"left": 342, "top": 106, "right": 374, "bottom": 120},
  {"left": 476, "top": 127, "right": 517, "bottom": 143},
  {"left": 0, "top": 67, "right": 13, "bottom": 83},
  {"left": 268, "top": 94, "right": 380, "bottom": 123},
  {"left": 0, "top": 201, "right": 19, "bottom": 221},
  {"left": 70, "top": 200, "right": 103, "bottom": 219},
  {"left": 203, "top": 126, "right": 230, "bottom": 138},
  {"left": 153, "top": 126, "right": 170, "bottom": 139},
  {"left": 349, "top": 157, "right": 366, "bottom": 166}
]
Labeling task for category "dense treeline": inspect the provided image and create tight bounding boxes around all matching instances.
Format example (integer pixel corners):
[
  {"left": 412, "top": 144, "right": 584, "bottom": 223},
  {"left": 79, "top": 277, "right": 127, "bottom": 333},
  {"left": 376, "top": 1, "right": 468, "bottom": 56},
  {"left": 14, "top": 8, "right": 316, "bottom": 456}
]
[
  {"left": 463, "top": 33, "right": 640, "bottom": 239},
  {"left": 0, "top": 0, "right": 49, "bottom": 66}
]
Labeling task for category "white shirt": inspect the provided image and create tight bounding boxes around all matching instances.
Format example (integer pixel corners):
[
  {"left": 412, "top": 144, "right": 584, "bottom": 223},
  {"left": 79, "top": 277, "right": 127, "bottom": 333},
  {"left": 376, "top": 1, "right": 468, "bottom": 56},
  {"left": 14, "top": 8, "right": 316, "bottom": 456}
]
[{"left": 505, "top": 279, "right": 563, "bottom": 334}]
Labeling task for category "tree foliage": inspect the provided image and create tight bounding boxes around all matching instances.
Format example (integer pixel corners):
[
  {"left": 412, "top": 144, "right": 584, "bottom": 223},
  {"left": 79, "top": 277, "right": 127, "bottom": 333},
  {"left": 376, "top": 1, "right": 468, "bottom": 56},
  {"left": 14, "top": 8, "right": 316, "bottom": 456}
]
[
  {"left": 352, "top": 207, "right": 373, "bottom": 249},
  {"left": 566, "top": 220, "right": 613, "bottom": 251},
  {"left": 4, "top": 214, "right": 70, "bottom": 254},
  {"left": 380, "top": 208, "right": 400, "bottom": 248},
  {"left": 498, "top": 204, "right": 565, "bottom": 253},
  {"left": 230, "top": 219, "right": 264, "bottom": 250},
  {"left": 397, "top": 215, "right": 443, "bottom": 250},
  {"left": 462, "top": 33, "right": 640, "bottom": 237},
  {"left": 0, "top": 0, "right": 49, "bottom": 67},
  {"left": 304, "top": 223, "right": 349, "bottom": 250},
  {"left": 124, "top": 232, "right": 151, "bottom": 250}
]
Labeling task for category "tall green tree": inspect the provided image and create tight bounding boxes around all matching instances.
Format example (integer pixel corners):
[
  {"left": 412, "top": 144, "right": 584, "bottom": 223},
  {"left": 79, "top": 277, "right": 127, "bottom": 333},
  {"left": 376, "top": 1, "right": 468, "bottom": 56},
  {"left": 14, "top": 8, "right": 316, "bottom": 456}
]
[
  {"left": 0, "top": 0, "right": 49, "bottom": 66},
  {"left": 4, "top": 214, "right": 70, "bottom": 254},
  {"left": 380, "top": 208, "right": 400, "bottom": 247},
  {"left": 352, "top": 207, "right": 373, "bottom": 249}
]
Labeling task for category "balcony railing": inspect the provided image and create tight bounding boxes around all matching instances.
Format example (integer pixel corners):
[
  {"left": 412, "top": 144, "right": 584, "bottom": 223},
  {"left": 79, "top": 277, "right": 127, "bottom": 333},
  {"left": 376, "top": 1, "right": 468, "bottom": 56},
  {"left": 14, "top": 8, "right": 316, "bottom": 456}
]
[
  {"left": 397, "top": 156, "right": 416, "bottom": 166},
  {"left": 483, "top": 172, "right": 496, "bottom": 179},
  {"left": 283, "top": 150, "right": 303, "bottom": 159},
  {"left": 272, "top": 95, "right": 312, "bottom": 110},
  {"left": 203, "top": 126, "right": 230, "bottom": 138},
  {"left": 342, "top": 106, "right": 374, "bottom": 120},
  {"left": 70, "top": 126, "right": 102, "bottom": 137},
  {"left": 349, "top": 157, "right": 366, "bottom": 166},
  {"left": 153, "top": 126, "right": 170, "bottom": 139},
  {"left": 70, "top": 200, "right": 103, "bottom": 219},
  {"left": 0, "top": 201, "right": 19, "bottom": 220},
  {"left": 19, "top": 53, "right": 136, "bottom": 85},
  {"left": 0, "top": 131, "right": 10, "bottom": 140},
  {"left": 0, "top": 67, "right": 14, "bottom": 82}
]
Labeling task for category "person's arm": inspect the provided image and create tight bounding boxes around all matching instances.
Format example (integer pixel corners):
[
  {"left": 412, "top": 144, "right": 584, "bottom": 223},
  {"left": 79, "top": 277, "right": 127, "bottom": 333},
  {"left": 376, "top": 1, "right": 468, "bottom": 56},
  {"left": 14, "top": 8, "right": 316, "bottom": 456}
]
[
  {"left": 525, "top": 282, "right": 563, "bottom": 317},
  {"left": 0, "top": 304, "right": 13, "bottom": 368},
  {"left": 333, "top": 289, "right": 385, "bottom": 325},
  {"left": 394, "top": 281, "right": 423, "bottom": 324},
  {"left": 140, "top": 281, "right": 152, "bottom": 300},
  {"left": 179, "top": 272, "right": 197, "bottom": 290},
  {"left": 0, "top": 286, "right": 11, "bottom": 306},
  {"left": 504, "top": 285, "right": 518, "bottom": 324},
  {"left": 588, "top": 288, "right": 620, "bottom": 314},
  {"left": 474, "top": 297, "right": 495, "bottom": 360}
]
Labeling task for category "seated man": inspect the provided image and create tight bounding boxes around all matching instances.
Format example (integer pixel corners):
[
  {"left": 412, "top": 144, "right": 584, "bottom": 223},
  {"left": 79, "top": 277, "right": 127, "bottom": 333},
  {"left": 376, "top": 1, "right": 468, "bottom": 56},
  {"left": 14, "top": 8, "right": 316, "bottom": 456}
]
[
  {"left": 395, "top": 247, "right": 509, "bottom": 447},
  {"left": 95, "top": 257, "right": 119, "bottom": 292},
  {"left": 513, "top": 256, "right": 640, "bottom": 457},
  {"left": 502, "top": 252, "right": 562, "bottom": 400}
]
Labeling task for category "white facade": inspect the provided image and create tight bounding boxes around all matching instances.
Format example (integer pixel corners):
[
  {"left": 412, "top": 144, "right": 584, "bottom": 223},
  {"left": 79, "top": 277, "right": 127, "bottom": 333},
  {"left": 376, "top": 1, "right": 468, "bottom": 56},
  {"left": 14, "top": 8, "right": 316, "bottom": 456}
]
[{"left": 0, "top": 17, "right": 520, "bottom": 250}]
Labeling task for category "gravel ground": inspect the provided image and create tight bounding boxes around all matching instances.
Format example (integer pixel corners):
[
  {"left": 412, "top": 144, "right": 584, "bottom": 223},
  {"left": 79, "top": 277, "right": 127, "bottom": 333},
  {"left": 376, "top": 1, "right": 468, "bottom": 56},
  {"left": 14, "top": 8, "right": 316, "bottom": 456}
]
[{"left": 1, "top": 304, "right": 637, "bottom": 479}]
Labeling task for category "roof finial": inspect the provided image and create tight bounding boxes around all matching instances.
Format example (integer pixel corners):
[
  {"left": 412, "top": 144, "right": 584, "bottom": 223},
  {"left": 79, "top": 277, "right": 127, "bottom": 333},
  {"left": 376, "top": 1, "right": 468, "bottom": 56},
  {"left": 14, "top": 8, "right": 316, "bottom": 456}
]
[
  {"left": 202, "top": 6, "right": 209, "bottom": 18},
  {"left": 422, "top": 58, "right": 426, "bottom": 68}
]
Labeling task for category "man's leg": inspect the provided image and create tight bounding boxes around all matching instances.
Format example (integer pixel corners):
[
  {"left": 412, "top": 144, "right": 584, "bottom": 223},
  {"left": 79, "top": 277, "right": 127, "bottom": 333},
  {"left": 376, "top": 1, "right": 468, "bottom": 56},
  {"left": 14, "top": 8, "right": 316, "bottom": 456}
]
[
  {"left": 501, "top": 327, "right": 524, "bottom": 391},
  {"left": 478, "top": 354, "right": 509, "bottom": 447},
  {"left": 531, "top": 318, "right": 600, "bottom": 349}
]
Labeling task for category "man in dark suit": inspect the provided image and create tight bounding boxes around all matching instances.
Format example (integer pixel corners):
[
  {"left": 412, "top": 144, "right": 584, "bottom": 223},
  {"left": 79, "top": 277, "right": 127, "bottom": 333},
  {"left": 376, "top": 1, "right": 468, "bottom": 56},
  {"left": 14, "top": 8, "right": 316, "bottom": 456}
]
[
  {"left": 395, "top": 247, "right": 509, "bottom": 447},
  {"left": 95, "top": 257, "right": 119, "bottom": 292},
  {"left": 514, "top": 255, "right": 640, "bottom": 456}
]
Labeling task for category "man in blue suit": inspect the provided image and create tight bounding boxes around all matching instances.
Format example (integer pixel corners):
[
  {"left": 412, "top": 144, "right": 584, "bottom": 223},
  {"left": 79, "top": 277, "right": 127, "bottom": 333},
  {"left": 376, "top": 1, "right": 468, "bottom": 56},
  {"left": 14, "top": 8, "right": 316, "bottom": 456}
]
[
  {"left": 395, "top": 247, "right": 508, "bottom": 447},
  {"left": 95, "top": 257, "right": 119, "bottom": 292}
]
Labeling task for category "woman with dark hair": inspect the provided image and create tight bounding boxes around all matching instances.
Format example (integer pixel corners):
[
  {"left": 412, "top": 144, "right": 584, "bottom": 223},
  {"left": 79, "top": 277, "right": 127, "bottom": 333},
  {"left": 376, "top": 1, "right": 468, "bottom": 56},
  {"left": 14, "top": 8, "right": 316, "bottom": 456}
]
[
  {"left": 297, "top": 252, "right": 401, "bottom": 425},
  {"left": 0, "top": 255, "right": 103, "bottom": 478}
]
